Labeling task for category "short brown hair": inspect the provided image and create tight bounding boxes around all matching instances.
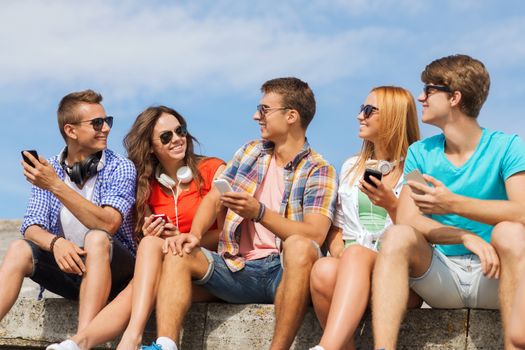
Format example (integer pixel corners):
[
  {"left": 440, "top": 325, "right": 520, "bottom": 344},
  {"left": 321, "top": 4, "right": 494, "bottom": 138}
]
[
  {"left": 261, "top": 77, "right": 316, "bottom": 129},
  {"left": 57, "top": 89, "right": 103, "bottom": 140},
  {"left": 421, "top": 54, "right": 490, "bottom": 118}
]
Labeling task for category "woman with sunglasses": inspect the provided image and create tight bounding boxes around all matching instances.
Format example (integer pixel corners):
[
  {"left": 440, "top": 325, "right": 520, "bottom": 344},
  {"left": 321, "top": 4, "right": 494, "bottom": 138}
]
[
  {"left": 47, "top": 106, "right": 224, "bottom": 350},
  {"left": 309, "top": 86, "right": 421, "bottom": 350}
]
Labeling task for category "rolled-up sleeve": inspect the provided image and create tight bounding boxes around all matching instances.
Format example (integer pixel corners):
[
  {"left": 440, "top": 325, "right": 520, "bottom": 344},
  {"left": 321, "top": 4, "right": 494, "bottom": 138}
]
[
  {"left": 303, "top": 164, "right": 338, "bottom": 220},
  {"left": 20, "top": 185, "right": 51, "bottom": 235}
]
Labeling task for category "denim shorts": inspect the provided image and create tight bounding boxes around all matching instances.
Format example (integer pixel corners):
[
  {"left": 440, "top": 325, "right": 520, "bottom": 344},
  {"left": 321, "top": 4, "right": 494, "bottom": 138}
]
[
  {"left": 409, "top": 247, "right": 499, "bottom": 309},
  {"left": 25, "top": 233, "right": 135, "bottom": 300},
  {"left": 195, "top": 249, "right": 283, "bottom": 304}
]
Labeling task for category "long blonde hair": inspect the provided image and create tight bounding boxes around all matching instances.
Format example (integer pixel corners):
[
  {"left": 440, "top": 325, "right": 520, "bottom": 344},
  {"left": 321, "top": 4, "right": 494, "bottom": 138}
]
[{"left": 346, "top": 86, "right": 420, "bottom": 185}]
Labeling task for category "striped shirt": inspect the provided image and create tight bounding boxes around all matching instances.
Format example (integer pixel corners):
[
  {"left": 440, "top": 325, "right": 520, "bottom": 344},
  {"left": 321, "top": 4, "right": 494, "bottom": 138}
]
[
  {"left": 20, "top": 148, "right": 137, "bottom": 255},
  {"left": 218, "top": 139, "right": 338, "bottom": 271}
]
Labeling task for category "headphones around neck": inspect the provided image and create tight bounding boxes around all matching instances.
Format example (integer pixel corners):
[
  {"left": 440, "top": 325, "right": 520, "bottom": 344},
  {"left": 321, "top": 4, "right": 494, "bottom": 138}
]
[
  {"left": 366, "top": 158, "right": 403, "bottom": 175},
  {"left": 60, "top": 148, "right": 104, "bottom": 187},
  {"left": 155, "top": 165, "right": 193, "bottom": 188}
]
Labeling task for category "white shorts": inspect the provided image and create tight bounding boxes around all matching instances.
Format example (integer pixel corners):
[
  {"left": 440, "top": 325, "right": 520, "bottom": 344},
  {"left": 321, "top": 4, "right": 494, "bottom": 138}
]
[{"left": 409, "top": 247, "right": 499, "bottom": 309}]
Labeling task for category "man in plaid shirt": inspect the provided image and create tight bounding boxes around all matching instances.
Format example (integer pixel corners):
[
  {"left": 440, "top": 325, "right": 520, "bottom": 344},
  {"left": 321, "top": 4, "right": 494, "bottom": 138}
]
[
  {"left": 0, "top": 90, "right": 136, "bottom": 340},
  {"left": 140, "top": 77, "right": 338, "bottom": 350}
]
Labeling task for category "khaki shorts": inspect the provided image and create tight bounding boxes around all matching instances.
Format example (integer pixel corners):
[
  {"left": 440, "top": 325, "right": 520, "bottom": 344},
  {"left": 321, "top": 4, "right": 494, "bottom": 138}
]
[{"left": 409, "top": 247, "right": 499, "bottom": 309}]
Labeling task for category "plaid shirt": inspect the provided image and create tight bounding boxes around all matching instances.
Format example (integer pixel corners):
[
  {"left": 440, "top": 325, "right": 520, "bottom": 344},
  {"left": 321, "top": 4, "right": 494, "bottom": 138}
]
[
  {"left": 218, "top": 139, "right": 338, "bottom": 271},
  {"left": 20, "top": 148, "right": 137, "bottom": 255}
]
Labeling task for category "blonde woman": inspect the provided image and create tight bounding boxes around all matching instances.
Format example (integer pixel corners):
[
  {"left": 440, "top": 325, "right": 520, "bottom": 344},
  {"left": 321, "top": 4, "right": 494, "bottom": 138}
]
[{"left": 309, "top": 86, "right": 421, "bottom": 350}]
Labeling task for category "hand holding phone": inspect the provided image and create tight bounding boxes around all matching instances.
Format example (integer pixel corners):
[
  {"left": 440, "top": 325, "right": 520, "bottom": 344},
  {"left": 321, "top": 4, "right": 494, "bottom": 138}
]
[
  {"left": 406, "top": 169, "right": 428, "bottom": 194},
  {"left": 214, "top": 179, "right": 233, "bottom": 194},
  {"left": 21, "top": 150, "right": 39, "bottom": 167},
  {"left": 363, "top": 168, "right": 383, "bottom": 188}
]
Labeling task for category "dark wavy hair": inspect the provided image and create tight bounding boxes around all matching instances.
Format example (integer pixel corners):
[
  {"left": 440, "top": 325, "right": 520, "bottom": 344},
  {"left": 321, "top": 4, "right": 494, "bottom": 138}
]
[{"left": 123, "top": 106, "right": 204, "bottom": 240}]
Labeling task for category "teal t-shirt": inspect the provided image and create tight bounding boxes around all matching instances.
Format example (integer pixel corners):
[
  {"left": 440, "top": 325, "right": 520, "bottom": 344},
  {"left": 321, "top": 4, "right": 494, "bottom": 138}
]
[{"left": 404, "top": 128, "right": 525, "bottom": 256}]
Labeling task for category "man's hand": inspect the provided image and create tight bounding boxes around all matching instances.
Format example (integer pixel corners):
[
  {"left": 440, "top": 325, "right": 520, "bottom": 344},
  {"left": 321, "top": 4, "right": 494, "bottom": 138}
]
[
  {"left": 21, "top": 152, "right": 61, "bottom": 191},
  {"left": 163, "top": 233, "right": 200, "bottom": 256},
  {"left": 220, "top": 191, "right": 260, "bottom": 220},
  {"left": 462, "top": 233, "right": 500, "bottom": 279},
  {"left": 409, "top": 175, "right": 456, "bottom": 215},
  {"left": 52, "top": 238, "right": 86, "bottom": 276},
  {"left": 359, "top": 177, "right": 397, "bottom": 210}
]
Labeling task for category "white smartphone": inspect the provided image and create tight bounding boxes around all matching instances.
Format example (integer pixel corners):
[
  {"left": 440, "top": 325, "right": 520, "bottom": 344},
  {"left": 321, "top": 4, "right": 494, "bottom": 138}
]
[
  {"left": 405, "top": 169, "right": 428, "bottom": 194},
  {"left": 213, "top": 179, "right": 233, "bottom": 194}
]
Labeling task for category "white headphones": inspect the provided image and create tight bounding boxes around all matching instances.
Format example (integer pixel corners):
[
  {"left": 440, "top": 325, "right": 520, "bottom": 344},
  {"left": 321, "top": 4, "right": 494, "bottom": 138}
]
[
  {"left": 366, "top": 158, "right": 403, "bottom": 175},
  {"left": 154, "top": 165, "right": 193, "bottom": 232},
  {"left": 155, "top": 165, "right": 193, "bottom": 188}
]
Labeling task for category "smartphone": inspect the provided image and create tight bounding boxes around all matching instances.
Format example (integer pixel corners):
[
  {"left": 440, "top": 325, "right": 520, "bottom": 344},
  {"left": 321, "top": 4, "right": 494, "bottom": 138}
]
[
  {"left": 363, "top": 168, "right": 383, "bottom": 188},
  {"left": 153, "top": 213, "right": 168, "bottom": 222},
  {"left": 405, "top": 169, "right": 428, "bottom": 194},
  {"left": 214, "top": 179, "right": 233, "bottom": 194},
  {"left": 21, "top": 150, "right": 39, "bottom": 167}
]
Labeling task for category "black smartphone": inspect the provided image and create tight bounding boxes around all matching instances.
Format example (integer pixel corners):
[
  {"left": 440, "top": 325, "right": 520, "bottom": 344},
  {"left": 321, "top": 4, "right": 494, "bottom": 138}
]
[
  {"left": 364, "top": 168, "right": 383, "bottom": 188},
  {"left": 21, "top": 150, "right": 39, "bottom": 167}
]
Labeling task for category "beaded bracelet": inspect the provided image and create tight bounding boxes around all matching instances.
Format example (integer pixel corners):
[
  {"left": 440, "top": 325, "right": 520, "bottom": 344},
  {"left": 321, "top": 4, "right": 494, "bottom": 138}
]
[
  {"left": 49, "top": 236, "right": 63, "bottom": 253},
  {"left": 253, "top": 202, "right": 266, "bottom": 223}
]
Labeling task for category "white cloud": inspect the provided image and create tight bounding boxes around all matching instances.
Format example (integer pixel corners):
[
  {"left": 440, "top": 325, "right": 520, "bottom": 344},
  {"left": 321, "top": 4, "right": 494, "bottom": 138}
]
[{"left": 0, "top": 0, "right": 409, "bottom": 97}]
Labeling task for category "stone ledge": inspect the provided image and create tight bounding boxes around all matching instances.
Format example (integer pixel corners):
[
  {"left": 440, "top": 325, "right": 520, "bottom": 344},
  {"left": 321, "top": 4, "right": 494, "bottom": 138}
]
[{"left": 0, "top": 298, "right": 503, "bottom": 349}]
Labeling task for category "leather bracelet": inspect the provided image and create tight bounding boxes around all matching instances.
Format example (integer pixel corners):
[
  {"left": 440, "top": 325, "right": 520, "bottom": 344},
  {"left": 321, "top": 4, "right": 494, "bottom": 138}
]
[
  {"left": 253, "top": 202, "right": 266, "bottom": 223},
  {"left": 50, "top": 236, "right": 63, "bottom": 253}
]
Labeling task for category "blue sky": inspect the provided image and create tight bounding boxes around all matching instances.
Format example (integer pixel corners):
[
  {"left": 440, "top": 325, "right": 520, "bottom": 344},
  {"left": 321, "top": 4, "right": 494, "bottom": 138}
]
[{"left": 1, "top": 0, "right": 524, "bottom": 219}]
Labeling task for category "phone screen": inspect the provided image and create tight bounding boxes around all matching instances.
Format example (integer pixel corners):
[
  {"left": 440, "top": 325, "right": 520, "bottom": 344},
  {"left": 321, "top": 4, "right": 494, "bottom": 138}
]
[{"left": 21, "top": 150, "right": 39, "bottom": 167}]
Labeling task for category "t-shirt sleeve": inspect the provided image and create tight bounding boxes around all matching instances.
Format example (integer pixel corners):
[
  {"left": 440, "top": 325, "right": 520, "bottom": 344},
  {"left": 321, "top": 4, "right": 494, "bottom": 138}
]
[
  {"left": 303, "top": 164, "right": 338, "bottom": 220},
  {"left": 502, "top": 135, "right": 525, "bottom": 180},
  {"left": 99, "top": 159, "right": 137, "bottom": 219}
]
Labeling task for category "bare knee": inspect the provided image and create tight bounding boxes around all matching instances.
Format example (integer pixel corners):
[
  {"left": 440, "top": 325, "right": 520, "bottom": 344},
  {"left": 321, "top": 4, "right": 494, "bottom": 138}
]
[
  {"left": 310, "top": 258, "right": 337, "bottom": 296},
  {"left": 339, "top": 244, "right": 375, "bottom": 267},
  {"left": 491, "top": 222, "right": 525, "bottom": 259},
  {"left": 137, "top": 235, "right": 164, "bottom": 254},
  {"left": 3, "top": 239, "right": 33, "bottom": 274},
  {"left": 83, "top": 229, "right": 111, "bottom": 254},
  {"left": 379, "top": 225, "right": 420, "bottom": 257},
  {"left": 282, "top": 234, "right": 318, "bottom": 270}
]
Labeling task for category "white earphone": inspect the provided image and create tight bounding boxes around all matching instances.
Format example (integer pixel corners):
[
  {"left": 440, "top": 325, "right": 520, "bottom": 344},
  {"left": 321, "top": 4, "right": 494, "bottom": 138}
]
[{"left": 154, "top": 165, "right": 194, "bottom": 232}]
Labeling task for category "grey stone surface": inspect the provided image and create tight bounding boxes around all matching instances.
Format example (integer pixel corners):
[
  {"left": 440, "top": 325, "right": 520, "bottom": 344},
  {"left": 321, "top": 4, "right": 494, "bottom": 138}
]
[{"left": 467, "top": 309, "right": 504, "bottom": 349}]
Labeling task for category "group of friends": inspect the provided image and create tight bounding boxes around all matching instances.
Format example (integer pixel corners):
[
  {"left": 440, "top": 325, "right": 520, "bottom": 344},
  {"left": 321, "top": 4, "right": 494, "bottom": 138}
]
[{"left": 0, "top": 53, "right": 525, "bottom": 350}]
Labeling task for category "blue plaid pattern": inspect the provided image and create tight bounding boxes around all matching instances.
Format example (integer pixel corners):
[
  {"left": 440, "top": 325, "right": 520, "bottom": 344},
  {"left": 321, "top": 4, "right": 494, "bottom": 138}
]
[
  {"left": 218, "top": 139, "right": 338, "bottom": 271},
  {"left": 20, "top": 148, "right": 137, "bottom": 255}
]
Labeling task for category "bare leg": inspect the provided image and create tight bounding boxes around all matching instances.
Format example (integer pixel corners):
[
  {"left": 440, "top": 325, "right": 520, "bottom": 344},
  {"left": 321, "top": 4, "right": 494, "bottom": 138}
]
[
  {"left": 116, "top": 236, "right": 166, "bottom": 349},
  {"left": 320, "top": 245, "right": 376, "bottom": 350},
  {"left": 154, "top": 248, "right": 209, "bottom": 344},
  {"left": 71, "top": 283, "right": 133, "bottom": 350},
  {"left": 78, "top": 230, "right": 112, "bottom": 331},
  {"left": 372, "top": 225, "right": 432, "bottom": 349},
  {"left": 310, "top": 256, "right": 339, "bottom": 328},
  {"left": 0, "top": 240, "right": 33, "bottom": 321},
  {"left": 491, "top": 222, "right": 525, "bottom": 350},
  {"left": 271, "top": 235, "right": 319, "bottom": 350},
  {"left": 510, "top": 270, "right": 525, "bottom": 349}
]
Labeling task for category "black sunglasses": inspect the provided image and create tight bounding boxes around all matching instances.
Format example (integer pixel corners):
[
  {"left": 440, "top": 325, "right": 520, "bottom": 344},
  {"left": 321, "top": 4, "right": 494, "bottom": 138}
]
[
  {"left": 423, "top": 84, "right": 452, "bottom": 97},
  {"left": 359, "top": 104, "right": 379, "bottom": 119},
  {"left": 256, "top": 104, "right": 290, "bottom": 117},
  {"left": 70, "top": 116, "right": 113, "bottom": 131},
  {"left": 158, "top": 125, "right": 188, "bottom": 145}
]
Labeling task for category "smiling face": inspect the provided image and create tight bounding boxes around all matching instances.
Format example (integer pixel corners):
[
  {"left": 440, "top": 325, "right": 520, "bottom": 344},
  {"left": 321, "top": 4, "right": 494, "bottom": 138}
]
[
  {"left": 252, "top": 92, "right": 290, "bottom": 141},
  {"left": 66, "top": 102, "right": 110, "bottom": 154},
  {"left": 150, "top": 112, "right": 187, "bottom": 166},
  {"left": 357, "top": 92, "right": 381, "bottom": 142},
  {"left": 417, "top": 85, "right": 453, "bottom": 126}
]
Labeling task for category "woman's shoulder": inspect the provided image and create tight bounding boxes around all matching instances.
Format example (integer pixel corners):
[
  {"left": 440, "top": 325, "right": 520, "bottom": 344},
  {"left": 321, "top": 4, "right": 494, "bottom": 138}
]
[
  {"left": 340, "top": 155, "right": 360, "bottom": 173},
  {"left": 197, "top": 157, "right": 226, "bottom": 179}
]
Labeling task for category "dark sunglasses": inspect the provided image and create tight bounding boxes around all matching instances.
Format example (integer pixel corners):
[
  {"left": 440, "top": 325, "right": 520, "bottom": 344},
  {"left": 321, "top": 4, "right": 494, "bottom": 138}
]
[
  {"left": 256, "top": 104, "right": 289, "bottom": 117},
  {"left": 158, "top": 125, "right": 188, "bottom": 145},
  {"left": 423, "top": 84, "right": 452, "bottom": 97},
  {"left": 359, "top": 104, "right": 379, "bottom": 119},
  {"left": 70, "top": 116, "right": 113, "bottom": 131}
]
